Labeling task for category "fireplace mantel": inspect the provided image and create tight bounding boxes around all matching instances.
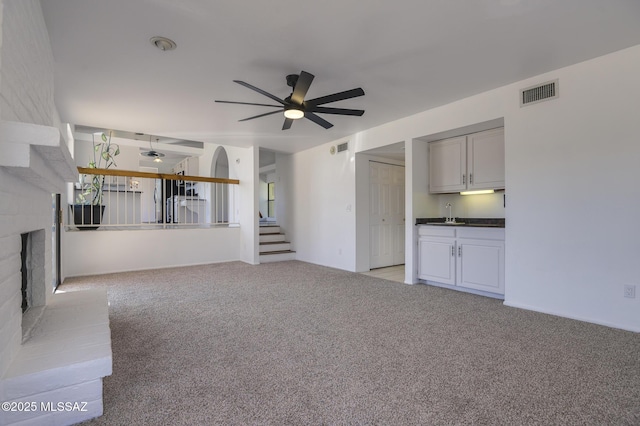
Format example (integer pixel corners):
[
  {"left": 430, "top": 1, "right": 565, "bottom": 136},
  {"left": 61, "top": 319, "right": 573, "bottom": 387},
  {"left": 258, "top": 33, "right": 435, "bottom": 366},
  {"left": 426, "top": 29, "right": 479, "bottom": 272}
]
[{"left": 0, "top": 120, "right": 77, "bottom": 193}]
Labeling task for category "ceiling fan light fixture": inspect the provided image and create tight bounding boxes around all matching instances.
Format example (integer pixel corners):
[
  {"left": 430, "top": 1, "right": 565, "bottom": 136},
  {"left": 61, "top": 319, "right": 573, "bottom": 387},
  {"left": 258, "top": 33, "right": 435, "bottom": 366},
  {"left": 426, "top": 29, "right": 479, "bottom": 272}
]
[
  {"left": 284, "top": 107, "right": 304, "bottom": 120},
  {"left": 153, "top": 157, "right": 163, "bottom": 163}
]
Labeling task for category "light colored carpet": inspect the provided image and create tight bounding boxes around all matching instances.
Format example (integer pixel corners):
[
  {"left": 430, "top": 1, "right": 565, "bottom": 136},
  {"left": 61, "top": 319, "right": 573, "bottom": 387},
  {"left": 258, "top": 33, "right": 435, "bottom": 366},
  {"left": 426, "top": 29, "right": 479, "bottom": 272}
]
[{"left": 62, "top": 261, "right": 640, "bottom": 425}]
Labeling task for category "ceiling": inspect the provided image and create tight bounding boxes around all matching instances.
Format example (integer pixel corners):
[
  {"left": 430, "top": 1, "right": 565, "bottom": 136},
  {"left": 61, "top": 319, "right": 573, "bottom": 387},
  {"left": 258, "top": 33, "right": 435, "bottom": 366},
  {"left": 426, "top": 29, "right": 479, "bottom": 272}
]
[{"left": 41, "top": 1, "right": 640, "bottom": 155}]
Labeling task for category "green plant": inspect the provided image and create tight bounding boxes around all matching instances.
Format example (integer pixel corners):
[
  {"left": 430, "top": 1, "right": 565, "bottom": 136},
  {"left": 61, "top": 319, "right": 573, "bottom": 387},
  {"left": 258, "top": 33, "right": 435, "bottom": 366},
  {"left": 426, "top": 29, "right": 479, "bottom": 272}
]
[{"left": 76, "top": 132, "right": 120, "bottom": 205}]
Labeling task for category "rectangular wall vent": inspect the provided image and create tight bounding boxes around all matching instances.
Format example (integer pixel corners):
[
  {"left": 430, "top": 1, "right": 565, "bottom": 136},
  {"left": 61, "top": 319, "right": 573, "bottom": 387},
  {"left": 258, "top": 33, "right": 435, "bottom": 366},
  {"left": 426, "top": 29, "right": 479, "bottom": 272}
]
[
  {"left": 520, "top": 79, "right": 558, "bottom": 107},
  {"left": 337, "top": 142, "right": 349, "bottom": 153}
]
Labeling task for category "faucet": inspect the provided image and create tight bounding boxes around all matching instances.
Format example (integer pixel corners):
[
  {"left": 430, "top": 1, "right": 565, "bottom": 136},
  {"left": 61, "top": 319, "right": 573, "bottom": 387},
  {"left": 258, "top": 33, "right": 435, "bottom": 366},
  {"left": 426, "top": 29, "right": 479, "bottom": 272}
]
[{"left": 445, "top": 203, "right": 454, "bottom": 223}]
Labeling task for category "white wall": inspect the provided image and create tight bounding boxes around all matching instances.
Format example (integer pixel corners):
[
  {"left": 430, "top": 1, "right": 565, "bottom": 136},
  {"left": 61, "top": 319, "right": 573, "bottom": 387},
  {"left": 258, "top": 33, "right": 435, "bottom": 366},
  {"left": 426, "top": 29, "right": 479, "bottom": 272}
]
[
  {"left": 503, "top": 45, "right": 640, "bottom": 331},
  {"left": 406, "top": 139, "right": 432, "bottom": 283},
  {"left": 291, "top": 141, "right": 356, "bottom": 271},
  {"left": 228, "top": 145, "right": 258, "bottom": 264},
  {"left": 291, "top": 44, "right": 640, "bottom": 332},
  {"left": 64, "top": 227, "right": 241, "bottom": 277},
  {"left": 201, "top": 142, "right": 258, "bottom": 264}
]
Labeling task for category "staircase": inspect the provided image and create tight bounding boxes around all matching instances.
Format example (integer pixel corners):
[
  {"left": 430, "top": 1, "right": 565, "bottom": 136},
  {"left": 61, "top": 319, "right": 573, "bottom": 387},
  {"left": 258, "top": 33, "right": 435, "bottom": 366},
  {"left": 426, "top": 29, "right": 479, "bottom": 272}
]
[{"left": 259, "top": 224, "right": 296, "bottom": 263}]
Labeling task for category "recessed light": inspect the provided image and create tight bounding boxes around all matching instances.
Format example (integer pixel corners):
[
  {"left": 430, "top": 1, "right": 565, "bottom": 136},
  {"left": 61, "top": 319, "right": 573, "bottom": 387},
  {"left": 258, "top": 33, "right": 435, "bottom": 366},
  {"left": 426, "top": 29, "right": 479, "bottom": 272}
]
[{"left": 150, "top": 36, "right": 177, "bottom": 51}]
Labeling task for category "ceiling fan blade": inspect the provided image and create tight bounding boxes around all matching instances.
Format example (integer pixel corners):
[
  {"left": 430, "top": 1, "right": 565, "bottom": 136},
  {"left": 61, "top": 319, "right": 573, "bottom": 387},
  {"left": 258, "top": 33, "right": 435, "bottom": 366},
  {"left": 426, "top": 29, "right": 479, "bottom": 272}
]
[
  {"left": 305, "top": 87, "right": 365, "bottom": 106},
  {"left": 233, "top": 80, "right": 286, "bottom": 105},
  {"left": 307, "top": 106, "right": 365, "bottom": 116},
  {"left": 238, "top": 110, "right": 282, "bottom": 122},
  {"left": 305, "top": 112, "right": 333, "bottom": 129},
  {"left": 291, "top": 71, "right": 314, "bottom": 105},
  {"left": 215, "top": 100, "right": 282, "bottom": 108},
  {"left": 282, "top": 118, "right": 293, "bottom": 130}
]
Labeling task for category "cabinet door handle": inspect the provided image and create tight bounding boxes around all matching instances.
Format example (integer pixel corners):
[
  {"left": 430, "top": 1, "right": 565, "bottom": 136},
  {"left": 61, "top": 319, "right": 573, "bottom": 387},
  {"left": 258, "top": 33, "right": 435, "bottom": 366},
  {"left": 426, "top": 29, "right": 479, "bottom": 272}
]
[
  {"left": 462, "top": 174, "right": 466, "bottom": 184},
  {"left": 470, "top": 173, "right": 473, "bottom": 184},
  {"left": 451, "top": 246, "right": 454, "bottom": 257},
  {"left": 458, "top": 246, "right": 462, "bottom": 257}
]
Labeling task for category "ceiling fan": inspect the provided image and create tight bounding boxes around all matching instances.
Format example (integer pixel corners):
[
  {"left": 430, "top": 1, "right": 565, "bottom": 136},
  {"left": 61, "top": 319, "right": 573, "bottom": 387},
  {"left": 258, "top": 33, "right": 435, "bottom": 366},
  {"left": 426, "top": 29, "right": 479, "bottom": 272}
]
[{"left": 215, "top": 70, "right": 365, "bottom": 130}]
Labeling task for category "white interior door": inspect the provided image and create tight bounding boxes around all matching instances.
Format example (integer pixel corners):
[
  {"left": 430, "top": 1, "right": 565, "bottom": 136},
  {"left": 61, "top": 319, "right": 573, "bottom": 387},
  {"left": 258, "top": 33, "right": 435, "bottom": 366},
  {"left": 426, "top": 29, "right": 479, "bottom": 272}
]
[{"left": 370, "top": 161, "right": 405, "bottom": 269}]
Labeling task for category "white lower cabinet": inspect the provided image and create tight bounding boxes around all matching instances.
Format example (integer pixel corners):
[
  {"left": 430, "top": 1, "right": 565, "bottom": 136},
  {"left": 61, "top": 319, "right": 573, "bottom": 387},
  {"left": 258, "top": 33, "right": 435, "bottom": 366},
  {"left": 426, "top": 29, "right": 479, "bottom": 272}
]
[
  {"left": 418, "top": 225, "right": 505, "bottom": 296},
  {"left": 418, "top": 238, "right": 456, "bottom": 285}
]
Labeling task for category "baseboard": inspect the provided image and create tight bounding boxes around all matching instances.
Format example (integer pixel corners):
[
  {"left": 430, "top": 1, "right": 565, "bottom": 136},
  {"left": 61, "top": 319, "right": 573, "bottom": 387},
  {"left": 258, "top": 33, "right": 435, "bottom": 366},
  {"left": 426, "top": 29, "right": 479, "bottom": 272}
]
[
  {"left": 503, "top": 300, "right": 640, "bottom": 333},
  {"left": 420, "top": 279, "right": 505, "bottom": 300},
  {"left": 62, "top": 258, "right": 244, "bottom": 280}
]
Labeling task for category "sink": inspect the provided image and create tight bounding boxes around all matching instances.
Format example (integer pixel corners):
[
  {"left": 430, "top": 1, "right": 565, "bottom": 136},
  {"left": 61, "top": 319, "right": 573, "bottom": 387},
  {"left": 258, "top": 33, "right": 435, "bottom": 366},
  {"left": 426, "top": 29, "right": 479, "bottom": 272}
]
[{"left": 418, "top": 218, "right": 505, "bottom": 227}]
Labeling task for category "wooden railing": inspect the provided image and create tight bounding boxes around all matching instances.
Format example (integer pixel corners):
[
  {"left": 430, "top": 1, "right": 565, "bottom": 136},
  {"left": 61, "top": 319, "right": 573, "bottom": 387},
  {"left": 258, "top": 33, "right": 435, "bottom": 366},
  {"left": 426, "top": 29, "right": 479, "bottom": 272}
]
[
  {"left": 70, "top": 167, "right": 240, "bottom": 230},
  {"left": 76, "top": 167, "right": 240, "bottom": 185}
]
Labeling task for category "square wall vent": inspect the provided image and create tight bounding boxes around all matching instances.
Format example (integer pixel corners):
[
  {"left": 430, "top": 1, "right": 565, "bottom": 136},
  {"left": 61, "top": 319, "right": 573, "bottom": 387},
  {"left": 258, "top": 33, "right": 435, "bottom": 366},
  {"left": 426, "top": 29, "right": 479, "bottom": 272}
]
[
  {"left": 520, "top": 79, "right": 558, "bottom": 107},
  {"left": 337, "top": 142, "right": 349, "bottom": 153}
]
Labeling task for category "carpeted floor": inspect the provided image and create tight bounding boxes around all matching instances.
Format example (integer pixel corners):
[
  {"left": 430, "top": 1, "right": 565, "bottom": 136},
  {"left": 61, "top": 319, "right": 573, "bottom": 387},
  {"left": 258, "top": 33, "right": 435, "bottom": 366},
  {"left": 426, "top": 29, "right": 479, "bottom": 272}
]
[{"left": 62, "top": 261, "right": 640, "bottom": 425}]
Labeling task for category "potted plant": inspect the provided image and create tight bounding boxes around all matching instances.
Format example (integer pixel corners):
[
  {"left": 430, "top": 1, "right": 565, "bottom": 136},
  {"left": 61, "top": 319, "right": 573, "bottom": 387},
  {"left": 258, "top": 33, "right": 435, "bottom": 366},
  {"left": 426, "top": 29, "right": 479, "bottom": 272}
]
[{"left": 73, "top": 132, "right": 120, "bottom": 229}]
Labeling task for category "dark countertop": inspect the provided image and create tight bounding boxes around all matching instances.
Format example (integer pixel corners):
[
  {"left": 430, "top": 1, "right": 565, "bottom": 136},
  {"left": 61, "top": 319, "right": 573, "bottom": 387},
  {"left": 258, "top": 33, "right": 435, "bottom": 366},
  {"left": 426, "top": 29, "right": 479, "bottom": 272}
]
[{"left": 416, "top": 217, "right": 505, "bottom": 228}]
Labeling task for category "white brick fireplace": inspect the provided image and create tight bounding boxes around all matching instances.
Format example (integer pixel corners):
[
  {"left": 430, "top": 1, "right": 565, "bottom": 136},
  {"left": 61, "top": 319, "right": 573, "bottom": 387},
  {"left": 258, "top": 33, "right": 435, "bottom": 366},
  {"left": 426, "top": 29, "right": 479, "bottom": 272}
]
[
  {"left": 1, "top": 2, "right": 112, "bottom": 424},
  {"left": 0, "top": 121, "right": 112, "bottom": 425}
]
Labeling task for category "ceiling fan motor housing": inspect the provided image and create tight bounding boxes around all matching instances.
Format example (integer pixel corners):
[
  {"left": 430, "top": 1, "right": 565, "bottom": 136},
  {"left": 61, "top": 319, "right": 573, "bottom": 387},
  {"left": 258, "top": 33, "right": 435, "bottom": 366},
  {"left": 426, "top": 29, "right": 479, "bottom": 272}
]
[{"left": 286, "top": 74, "right": 299, "bottom": 88}]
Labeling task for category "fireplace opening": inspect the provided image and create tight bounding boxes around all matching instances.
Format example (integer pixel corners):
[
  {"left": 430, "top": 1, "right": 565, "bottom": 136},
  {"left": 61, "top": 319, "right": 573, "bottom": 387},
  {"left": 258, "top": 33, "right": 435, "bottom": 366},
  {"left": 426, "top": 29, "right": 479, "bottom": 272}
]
[
  {"left": 21, "top": 232, "right": 32, "bottom": 313},
  {"left": 20, "top": 229, "right": 47, "bottom": 340}
]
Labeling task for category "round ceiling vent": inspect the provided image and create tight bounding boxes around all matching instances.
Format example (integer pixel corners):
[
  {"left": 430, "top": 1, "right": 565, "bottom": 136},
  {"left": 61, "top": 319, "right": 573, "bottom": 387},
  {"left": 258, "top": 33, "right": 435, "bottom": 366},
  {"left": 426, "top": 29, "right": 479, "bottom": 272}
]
[{"left": 150, "top": 36, "right": 177, "bottom": 51}]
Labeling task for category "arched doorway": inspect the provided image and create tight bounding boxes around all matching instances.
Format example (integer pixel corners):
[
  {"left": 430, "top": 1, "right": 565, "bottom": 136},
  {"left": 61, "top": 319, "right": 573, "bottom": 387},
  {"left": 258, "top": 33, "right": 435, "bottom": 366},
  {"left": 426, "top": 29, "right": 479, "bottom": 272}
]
[{"left": 210, "top": 146, "right": 230, "bottom": 223}]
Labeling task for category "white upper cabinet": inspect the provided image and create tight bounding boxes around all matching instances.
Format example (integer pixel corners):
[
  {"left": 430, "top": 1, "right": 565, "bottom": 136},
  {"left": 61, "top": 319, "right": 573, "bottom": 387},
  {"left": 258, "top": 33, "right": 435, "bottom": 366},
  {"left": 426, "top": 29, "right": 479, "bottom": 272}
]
[
  {"left": 172, "top": 156, "right": 199, "bottom": 176},
  {"left": 467, "top": 128, "right": 505, "bottom": 191},
  {"left": 429, "top": 128, "right": 504, "bottom": 193},
  {"left": 428, "top": 136, "right": 466, "bottom": 193}
]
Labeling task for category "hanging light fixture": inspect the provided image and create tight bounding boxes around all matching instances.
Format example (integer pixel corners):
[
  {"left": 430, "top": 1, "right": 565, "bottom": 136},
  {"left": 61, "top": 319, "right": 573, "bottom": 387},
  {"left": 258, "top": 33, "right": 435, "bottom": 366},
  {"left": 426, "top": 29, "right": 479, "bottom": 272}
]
[{"left": 140, "top": 136, "right": 165, "bottom": 162}]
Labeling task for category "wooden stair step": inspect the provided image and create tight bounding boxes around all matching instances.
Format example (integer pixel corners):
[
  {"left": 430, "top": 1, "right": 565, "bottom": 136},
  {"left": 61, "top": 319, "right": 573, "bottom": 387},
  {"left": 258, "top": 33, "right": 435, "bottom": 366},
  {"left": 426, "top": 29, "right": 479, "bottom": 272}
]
[{"left": 261, "top": 249, "right": 295, "bottom": 254}]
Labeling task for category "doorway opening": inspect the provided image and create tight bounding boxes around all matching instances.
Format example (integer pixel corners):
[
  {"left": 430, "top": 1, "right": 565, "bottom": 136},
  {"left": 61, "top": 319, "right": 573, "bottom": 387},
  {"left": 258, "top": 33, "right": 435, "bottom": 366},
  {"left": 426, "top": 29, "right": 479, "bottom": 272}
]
[
  {"left": 52, "top": 194, "right": 61, "bottom": 290},
  {"left": 211, "top": 146, "right": 230, "bottom": 223},
  {"left": 369, "top": 161, "right": 405, "bottom": 269}
]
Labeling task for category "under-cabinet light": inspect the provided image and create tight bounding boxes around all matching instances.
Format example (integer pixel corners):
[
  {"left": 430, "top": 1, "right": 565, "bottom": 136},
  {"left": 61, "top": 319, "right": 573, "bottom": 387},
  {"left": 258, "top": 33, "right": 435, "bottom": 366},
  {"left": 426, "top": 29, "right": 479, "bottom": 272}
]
[{"left": 460, "top": 189, "right": 495, "bottom": 196}]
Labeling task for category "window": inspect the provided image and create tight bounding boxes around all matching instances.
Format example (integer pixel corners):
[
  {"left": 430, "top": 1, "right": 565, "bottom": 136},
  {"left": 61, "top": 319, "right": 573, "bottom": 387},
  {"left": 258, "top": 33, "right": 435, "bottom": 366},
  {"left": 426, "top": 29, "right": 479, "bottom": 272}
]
[{"left": 267, "top": 182, "right": 275, "bottom": 217}]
